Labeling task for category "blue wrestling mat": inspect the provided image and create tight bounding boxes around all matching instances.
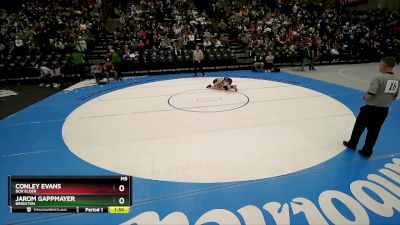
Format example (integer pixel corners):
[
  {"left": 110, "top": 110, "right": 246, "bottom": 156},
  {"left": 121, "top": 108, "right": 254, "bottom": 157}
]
[{"left": 1, "top": 71, "right": 399, "bottom": 225}]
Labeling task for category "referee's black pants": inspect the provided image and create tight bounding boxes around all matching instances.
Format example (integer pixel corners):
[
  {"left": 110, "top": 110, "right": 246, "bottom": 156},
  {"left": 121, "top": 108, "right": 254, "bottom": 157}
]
[
  {"left": 194, "top": 61, "right": 205, "bottom": 77},
  {"left": 347, "top": 105, "right": 389, "bottom": 155}
]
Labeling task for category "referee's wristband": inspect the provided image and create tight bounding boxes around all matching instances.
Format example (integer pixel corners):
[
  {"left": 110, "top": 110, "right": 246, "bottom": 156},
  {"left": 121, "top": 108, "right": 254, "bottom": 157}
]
[{"left": 367, "top": 92, "right": 376, "bottom": 96}]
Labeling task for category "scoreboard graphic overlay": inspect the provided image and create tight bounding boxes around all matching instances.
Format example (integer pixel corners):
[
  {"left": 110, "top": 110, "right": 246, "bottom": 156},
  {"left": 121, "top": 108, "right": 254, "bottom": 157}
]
[
  {"left": 9, "top": 176, "right": 131, "bottom": 213},
  {"left": 0, "top": 70, "right": 399, "bottom": 225}
]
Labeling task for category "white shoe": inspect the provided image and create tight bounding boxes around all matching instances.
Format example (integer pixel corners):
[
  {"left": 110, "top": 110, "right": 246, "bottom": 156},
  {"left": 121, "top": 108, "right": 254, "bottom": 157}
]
[
  {"left": 39, "top": 83, "right": 45, "bottom": 87},
  {"left": 53, "top": 83, "right": 60, "bottom": 88},
  {"left": 45, "top": 84, "right": 51, "bottom": 88}
]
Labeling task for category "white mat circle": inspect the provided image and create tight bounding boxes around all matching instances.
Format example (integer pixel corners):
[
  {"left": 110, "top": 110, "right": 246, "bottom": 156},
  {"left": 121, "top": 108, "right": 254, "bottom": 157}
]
[{"left": 62, "top": 78, "right": 355, "bottom": 183}]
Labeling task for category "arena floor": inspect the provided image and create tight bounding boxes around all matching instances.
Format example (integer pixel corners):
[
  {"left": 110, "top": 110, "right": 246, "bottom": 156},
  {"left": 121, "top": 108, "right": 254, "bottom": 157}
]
[{"left": 1, "top": 63, "right": 399, "bottom": 224}]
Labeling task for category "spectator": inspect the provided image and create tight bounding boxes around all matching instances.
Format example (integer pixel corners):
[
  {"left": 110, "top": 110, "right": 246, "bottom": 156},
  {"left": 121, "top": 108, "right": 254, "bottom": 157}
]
[
  {"left": 55, "top": 39, "right": 65, "bottom": 50},
  {"left": 0, "top": 42, "right": 6, "bottom": 59},
  {"left": 218, "top": 19, "right": 227, "bottom": 32},
  {"left": 103, "top": 61, "right": 118, "bottom": 81},
  {"left": 309, "top": 44, "right": 318, "bottom": 71},
  {"left": 299, "top": 45, "right": 309, "bottom": 72},
  {"left": 120, "top": 14, "right": 126, "bottom": 26},
  {"left": 215, "top": 38, "right": 222, "bottom": 48},
  {"left": 254, "top": 53, "right": 264, "bottom": 72},
  {"left": 80, "top": 21, "right": 88, "bottom": 32},
  {"left": 123, "top": 50, "right": 131, "bottom": 62},
  {"left": 137, "top": 40, "right": 145, "bottom": 50},
  {"left": 14, "top": 36, "right": 24, "bottom": 55},
  {"left": 188, "top": 31, "right": 195, "bottom": 48},
  {"left": 203, "top": 29, "right": 211, "bottom": 38},
  {"left": 174, "top": 45, "right": 183, "bottom": 56},
  {"left": 292, "top": 4, "right": 298, "bottom": 14},
  {"left": 51, "top": 64, "right": 63, "bottom": 88},
  {"left": 91, "top": 63, "right": 104, "bottom": 84},
  {"left": 265, "top": 51, "right": 275, "bottom": 73},
  {"left": 71, "top": 51, "right": 85, "bottom": 78},
  {"left": 129, "top": 51, "right": 139, "bottom": 60},
  {"left": 203, "top": 38, "right": 212, "bottom": 49},
  {"left": 193, "top": 45, "right": 205, "bottom": 77},
  {"left": 159, "top": 37, "right": 171, "bottom": 49},
  {"left": 77, "top": 36, "right": 87, "bottom": 52},
  {"left": 330, "top": 46, "right": 340, "bottom": 63},
  {"left": 38, "top": 65, "right": 53, "bottom": 87},
  {"left": 110, "top": 49, "right": 121, "bottom": 79}
]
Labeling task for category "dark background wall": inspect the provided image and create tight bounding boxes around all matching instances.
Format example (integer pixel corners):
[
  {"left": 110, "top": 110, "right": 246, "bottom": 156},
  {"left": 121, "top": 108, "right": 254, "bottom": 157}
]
[{"left": 354, "top": 0, "right": 400, "bottom": 10}]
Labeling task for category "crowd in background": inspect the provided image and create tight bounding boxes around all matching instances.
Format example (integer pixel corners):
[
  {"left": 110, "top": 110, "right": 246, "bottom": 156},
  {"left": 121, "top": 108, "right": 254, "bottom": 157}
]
[
  {"left": 0, "top": 0, "right": 108, "bottom": 60},
  {"left": 108, "top": 0, "right": 399, "bottom": 67},
  {"left": 0, "top": 0, "right": 118, "bottom": 87},
  {"left": 111, "top": 0, "right": 231, "bottom": 63},
  {"left": 0, "top": 0, "right": 400, "bottom": 82},
  {"left": 201, "top": 0, "right": 400, "bottom": 63}
]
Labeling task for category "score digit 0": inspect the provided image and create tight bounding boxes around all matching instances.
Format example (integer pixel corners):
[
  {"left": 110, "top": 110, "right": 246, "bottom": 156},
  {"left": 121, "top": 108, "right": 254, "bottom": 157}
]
[
  {"left": 119, "top": 197, "right": 125, "bottom": 205},
  {"left": 118, "top": 185, "right": 125, "bottom": 192}
]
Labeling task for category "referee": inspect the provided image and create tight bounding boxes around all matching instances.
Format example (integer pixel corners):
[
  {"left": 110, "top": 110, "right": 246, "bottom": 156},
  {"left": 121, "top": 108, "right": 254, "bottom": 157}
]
[
  {"left": 343, "top": 56, "right": 399, "bottom": 158},
  {"left": 193, "top": 45, "right": 205, "bottom": 77}
]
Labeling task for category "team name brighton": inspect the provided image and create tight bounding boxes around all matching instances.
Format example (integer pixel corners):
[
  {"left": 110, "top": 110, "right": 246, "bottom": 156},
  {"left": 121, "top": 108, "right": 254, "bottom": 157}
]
[{"left": 15, "top": 183, "right": 62, "bottom": 193}]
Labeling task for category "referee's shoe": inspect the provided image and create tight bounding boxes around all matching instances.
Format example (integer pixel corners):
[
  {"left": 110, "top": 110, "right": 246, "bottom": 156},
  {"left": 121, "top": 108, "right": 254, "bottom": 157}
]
[
  {"left": 342, "top": 141, "right": 355, "bottom": 150},
  {"left": 343, "top": 141, "right": 371, "bottom": 158}
]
